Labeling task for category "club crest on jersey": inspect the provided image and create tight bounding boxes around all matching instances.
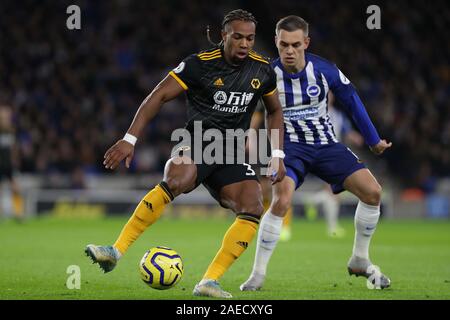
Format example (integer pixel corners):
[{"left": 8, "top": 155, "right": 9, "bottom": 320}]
[
  {"left": 251, "top": 78, "right": 261, "bottom": 89},
  {"left": 306, "top": 84, "right": 321, "bottom": 98}
]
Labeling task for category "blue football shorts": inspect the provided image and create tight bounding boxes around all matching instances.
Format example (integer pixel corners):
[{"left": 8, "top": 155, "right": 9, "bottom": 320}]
[{"left": 283, "top": 141, "right": 366, "bottom": 194}]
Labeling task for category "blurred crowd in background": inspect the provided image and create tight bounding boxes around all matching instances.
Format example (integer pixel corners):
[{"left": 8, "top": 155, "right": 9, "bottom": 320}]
[{"left": 0, "top": 0, "right": 449, "bottom": 193}]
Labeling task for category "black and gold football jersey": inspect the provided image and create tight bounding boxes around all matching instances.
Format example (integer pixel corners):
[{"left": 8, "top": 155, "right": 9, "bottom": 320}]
[{"left": 168, "top": 47, "right": 277, "bottom": 134}]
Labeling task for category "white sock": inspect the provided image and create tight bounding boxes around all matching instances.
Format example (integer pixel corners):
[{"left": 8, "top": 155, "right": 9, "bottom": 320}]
[
  {"left": 319, "top": 190, "right": 339, "bottom": 233},
  {"left": 352, "top": 201, "right": 380, "bottom": 260},
  {"left": 251, "top": 211, "right": 283, "bottom": 276}
]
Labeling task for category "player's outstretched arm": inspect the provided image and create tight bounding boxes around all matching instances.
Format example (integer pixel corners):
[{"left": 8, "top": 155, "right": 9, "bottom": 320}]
[
  {"left": 103, "top": 75, "right": 185, "bottom": 170},
  {"left": 327, "top": 64, "right": 392, "bottom": 156},
  {"left": 331, "top": 73, "right": 392, "bottom": 156},
  {"left": 340, "top": 92, "right": 392, "bottom": 156},
  {"left": 262, "top": 91, "right": 286, "bottom": 184}
]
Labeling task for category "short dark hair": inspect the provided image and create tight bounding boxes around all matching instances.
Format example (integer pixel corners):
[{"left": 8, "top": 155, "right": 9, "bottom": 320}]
[
  {"left": 276, "top": 15, "right": 309, "bottom": 36},
  {"left": 222, "top": 9, "right": 257, "bottom": 31}
]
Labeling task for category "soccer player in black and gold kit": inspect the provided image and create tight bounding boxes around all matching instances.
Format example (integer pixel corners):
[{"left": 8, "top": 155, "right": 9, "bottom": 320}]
[{"left": 85, "top": 9, "right": 286, "bottom": 298}]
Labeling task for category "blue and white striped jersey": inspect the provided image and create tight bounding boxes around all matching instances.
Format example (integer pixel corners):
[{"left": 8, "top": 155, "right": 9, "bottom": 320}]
[{"left": 273, "top": 52, "right": 359, "bottom": 145}]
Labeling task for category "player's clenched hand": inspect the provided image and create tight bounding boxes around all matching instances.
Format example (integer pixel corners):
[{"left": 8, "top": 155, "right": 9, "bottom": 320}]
[
  {"left": 369, "top": 139, "right": 392, "bottom": 155},
  {"left": 103, "top": 140, "right": 135, "bottom": 170},
  {"left": 267, "top": 157, "right": 286, "bottom": 185}
]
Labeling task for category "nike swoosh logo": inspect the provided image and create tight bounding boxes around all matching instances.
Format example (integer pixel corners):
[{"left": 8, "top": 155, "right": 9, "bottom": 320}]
[
  {"left": 262, "top": 239, "right": 276, "bottom": 244},
  {"left": 366, "top": 226, "right": 376, "bottom": 230}
]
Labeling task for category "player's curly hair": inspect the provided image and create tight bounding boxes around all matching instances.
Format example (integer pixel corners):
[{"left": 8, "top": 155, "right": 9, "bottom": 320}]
[
  {"left": 206, "top": 9, "right": 257, "bottom": 46},
  {"left": 221, "top": 9, "right": 257, "bottom": 30}
]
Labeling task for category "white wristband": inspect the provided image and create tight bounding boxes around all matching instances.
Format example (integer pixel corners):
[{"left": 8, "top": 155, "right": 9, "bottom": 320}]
[
  {"left": 272, "top": 149, "right": 285, "bottom": 159},
  {"left": 123, "top": 133, "right": 137, "bottom": 146}
]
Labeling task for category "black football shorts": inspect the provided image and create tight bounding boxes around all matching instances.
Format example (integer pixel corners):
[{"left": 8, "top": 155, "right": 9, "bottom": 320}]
[{"left": 172, "top": 139, "right": 259, "bottom": 205}]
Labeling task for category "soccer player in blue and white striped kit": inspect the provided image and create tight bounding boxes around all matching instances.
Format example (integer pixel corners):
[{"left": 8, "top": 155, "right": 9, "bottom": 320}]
[{"left": 241, "top": 15, "right": 392, "bottom": 291}]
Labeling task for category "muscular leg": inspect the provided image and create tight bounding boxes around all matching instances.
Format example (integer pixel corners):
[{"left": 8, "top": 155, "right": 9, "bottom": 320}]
[
  {"left": 193, "top": 179, "right": 263, "bottom": 298},
  {"left": 163, "top": 156, "right": 198, "bottom": 197},
  {"left": 344, "top": 168, "right": 381, "bottom": 206},
  {"left": 343, "top": 168, "right": 390, "bottom": 288},
  {"left": 112, "top": 156, "right": 197, "bottom": 255},
  {"left": 201, "top": 180, "right": 264, "bottom": 281},
  {"left": 343, "top": 168, "right": 382, "bottom": 260},
  {"left": 270, "top": 176, "right": 296, "bottom": 217},
  {"left": 240, "top": 176, "right": 296, "bottom": 291},
  {"left": 87, "top": 156, "right": 198, "bottom": 273}
]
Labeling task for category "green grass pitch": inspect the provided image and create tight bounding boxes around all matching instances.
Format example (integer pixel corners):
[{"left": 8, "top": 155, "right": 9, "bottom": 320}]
[{"left": 1, "top": 215, "right": 450, "bottom": 300}]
